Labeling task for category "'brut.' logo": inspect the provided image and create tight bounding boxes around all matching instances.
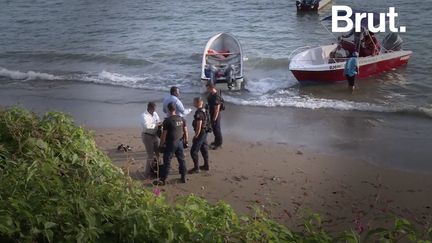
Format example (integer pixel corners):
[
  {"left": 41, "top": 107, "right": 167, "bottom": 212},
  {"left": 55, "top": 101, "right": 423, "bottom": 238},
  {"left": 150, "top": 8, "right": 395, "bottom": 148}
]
[{"left": 332, "top": 6, "right": 407, "bottom": 33}]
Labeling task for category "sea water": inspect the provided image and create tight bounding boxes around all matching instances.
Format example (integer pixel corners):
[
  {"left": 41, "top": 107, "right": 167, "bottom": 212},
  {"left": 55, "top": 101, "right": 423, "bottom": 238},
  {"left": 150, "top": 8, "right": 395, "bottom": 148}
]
[{"left": 0, "top": 0, "right": 431, "bottom": 117}]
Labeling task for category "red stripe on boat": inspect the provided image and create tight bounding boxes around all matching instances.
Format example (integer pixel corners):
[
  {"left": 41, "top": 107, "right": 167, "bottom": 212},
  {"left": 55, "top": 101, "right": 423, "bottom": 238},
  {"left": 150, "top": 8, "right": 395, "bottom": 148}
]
[{"left": 292, "top": 55, "right": 411, "bottom": 83}]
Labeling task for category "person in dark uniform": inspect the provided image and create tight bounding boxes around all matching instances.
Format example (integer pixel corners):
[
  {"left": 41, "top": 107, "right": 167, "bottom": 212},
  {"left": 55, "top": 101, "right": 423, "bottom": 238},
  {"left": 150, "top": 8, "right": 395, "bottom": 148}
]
[
  {"left": 206, "top": 83, "right": 223, "bottom": 150},
  {"left": 154, "top": 102, "right": 189, "bottom": 185},
  {"left": 188, "top": 97, "right": 209, "bottom": 174}
]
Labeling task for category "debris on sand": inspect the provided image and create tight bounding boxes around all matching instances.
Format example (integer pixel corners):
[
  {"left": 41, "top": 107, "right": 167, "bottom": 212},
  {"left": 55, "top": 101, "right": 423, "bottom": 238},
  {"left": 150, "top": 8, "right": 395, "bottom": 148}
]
[{"left": 232, "top": 175, "right": 249, "bottom": 182}]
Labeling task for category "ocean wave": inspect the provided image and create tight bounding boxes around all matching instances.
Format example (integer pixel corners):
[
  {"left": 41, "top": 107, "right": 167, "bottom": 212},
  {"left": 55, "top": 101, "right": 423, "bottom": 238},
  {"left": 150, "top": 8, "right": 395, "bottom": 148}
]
[
  {"left": 1, "top": 67, "right": 430, "bottom": 118},
  {"left": 0, "top": 67, "right": 61, "bottom": 81},
  {"left": 224, "top": 92, "right": 432, "bottom": 118},
  {"left": 0, "top": 67, "right": 200, "bottom": 93},
  {"left": 0, "top": 52, "right": 153, "bottom": 66},
  {"left": 245, "top": 77, "right": 296, "bottom": 94},
  {"left": 80, "top": 70, "right": 201, "bottom": 93},
  {"left": 417, "top": 105, "right": 432, "bottom": 118},
  {"left": 224, "top": 94, "right": 394, "bottom": 112}
]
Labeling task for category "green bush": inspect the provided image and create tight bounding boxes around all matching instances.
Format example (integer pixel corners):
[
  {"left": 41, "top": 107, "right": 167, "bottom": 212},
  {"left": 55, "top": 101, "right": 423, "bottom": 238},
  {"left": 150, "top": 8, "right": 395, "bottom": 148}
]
[{"left": 0, "top": 107, "right": 430, "bottom": 242}]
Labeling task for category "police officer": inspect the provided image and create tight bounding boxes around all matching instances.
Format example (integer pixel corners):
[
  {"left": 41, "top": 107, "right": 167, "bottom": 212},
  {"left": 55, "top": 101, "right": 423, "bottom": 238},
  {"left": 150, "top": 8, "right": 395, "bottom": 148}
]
[
  {"left": 154, "top": 102, "right": 189, "bottom": 185},
  {"left": 206, "top": 83, "right": 223, "bottom": 150},
  {"left": 188, "top": 97, "right": 209, "bottom": 174}
]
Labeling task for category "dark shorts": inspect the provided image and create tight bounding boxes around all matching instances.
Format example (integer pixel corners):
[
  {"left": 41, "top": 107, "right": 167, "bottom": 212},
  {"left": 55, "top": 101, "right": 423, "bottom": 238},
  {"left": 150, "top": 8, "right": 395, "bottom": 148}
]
[{"left": 346, "top": 75, "right": 355, "bottom": 86}]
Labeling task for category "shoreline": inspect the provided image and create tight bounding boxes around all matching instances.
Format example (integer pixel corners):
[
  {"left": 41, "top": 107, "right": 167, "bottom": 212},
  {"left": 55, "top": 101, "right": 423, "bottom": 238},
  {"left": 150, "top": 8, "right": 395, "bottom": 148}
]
[
  {"left": 1, "top": 82, "right": 432, "bottom": 174},
  {"left": 94, "top": 127, "right": 432, "bottom": 230}
]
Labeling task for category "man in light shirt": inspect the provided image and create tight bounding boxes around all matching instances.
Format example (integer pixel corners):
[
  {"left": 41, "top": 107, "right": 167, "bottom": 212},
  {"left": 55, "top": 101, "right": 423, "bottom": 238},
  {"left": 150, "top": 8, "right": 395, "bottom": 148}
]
[
  {"left": 162, "top": 86, "right": 191, "bottom": 117},
  {"left": 140, "top": 102, "right": 161, "bottom": 178}
]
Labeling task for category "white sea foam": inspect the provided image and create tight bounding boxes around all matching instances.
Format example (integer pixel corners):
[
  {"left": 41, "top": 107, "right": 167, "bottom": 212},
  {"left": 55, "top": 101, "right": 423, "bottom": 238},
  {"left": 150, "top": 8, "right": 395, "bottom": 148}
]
[
  {"left": 418, "top": 105, "right": 432, "bottom": 117},
  {"left": 0, "top": 67, "right": 61, "bottom": 80},
  {"left": 245, "top": 77, "right": 296, "bottom": 94},
  {"left": 1, "top": 67, "right": 430, "bottom": 118},
  {"left": 98, "top": 70, "right": 141, "bottom": 83},
  {"left": 224, "top": 93, "right": 400, "bottom": 113},
  {"left": 80, "top": 70, "right": 200, "bottom": 93}
]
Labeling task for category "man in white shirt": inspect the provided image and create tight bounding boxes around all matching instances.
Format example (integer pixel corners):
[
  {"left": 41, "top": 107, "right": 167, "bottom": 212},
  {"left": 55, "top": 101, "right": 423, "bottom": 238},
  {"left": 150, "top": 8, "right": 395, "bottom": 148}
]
[{"left": 140, "top": 102, "right": 161, "bottom": 178}]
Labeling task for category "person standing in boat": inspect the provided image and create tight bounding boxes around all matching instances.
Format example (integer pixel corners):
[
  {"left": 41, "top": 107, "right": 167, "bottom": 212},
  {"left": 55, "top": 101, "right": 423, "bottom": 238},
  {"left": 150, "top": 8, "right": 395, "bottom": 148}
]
[
  {"left": 329, "top": 43, "right": 349, "bottom": 63},
  {"left": 162, "top": 86, "right": 191, "bottom": 117},
  {"left": 344, "top": 52, "right": 359, "bottom": 92},
  {"left": 362, "top": 31, "right": 381, "bottom": 57},
  {"left": 204, "top": 61, "right": 218, "bottom": 85},
  {"left": 342, "top": 26, "right": 366, "bottom": 53},
  {"left": 206, "top": 83, "right": 223, "bottom": 150}
]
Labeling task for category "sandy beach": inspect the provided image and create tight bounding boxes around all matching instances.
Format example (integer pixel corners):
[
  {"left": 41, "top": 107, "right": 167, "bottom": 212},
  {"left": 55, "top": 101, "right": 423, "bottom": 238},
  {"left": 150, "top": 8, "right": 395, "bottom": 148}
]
[
  {"left": 1, "top": 82, "right": 431, "bottom": 232},
  {"left": 94, "top": 127, "right": 432, "bottom": 232}
]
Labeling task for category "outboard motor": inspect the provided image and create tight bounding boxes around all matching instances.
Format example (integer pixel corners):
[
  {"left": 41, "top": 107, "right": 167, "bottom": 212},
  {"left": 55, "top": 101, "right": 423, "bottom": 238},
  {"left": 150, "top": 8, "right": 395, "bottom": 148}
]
[
  {"left": 225, "top": 65, "right": 236, "bottom": 90},
  {"left": 296, "top": 0, "right": 319, "bottom": 10},
  {"left": 296, "top": 0, "right": 303, "bottom": 10},
  {"left": 382, "top": 33, "right": 403, "bottom": 52}
]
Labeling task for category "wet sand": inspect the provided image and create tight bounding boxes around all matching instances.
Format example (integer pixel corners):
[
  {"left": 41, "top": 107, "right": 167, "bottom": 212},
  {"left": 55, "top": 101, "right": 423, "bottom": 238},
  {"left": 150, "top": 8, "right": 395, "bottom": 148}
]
[{"left": 94, "top": 127, "right": 432, "bottom": 231}]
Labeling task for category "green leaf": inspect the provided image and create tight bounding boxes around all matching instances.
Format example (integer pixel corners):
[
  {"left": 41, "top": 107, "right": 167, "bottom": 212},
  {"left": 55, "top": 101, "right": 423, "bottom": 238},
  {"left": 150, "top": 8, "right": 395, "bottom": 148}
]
[
  {"left": 44, "top": 229, "right": 54, "bottom": 243},
  {"left": 44, "top": 222, "right": 56, "bottom": 229},
  {"left": 36, "top": 138, "right": 48, "bottom": 150}
]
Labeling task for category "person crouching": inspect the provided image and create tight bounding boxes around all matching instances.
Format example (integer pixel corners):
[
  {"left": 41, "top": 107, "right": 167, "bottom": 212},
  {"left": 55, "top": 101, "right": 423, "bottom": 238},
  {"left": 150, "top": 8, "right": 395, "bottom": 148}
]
[
  {"left": 154, "top": 102, "right": 188, "bottom": 185},
  {"left": 188, "top": 97, "right": 210, "bottom": 174}
]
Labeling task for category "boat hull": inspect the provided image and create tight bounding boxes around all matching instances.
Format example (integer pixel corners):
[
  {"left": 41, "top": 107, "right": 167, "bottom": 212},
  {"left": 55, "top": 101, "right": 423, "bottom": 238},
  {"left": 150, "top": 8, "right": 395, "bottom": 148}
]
[
  {"left": 291, "top": 53, "right": 411, "bottom": 83},
  {"left": 201, "top": 77, "right": 244, "bottom": 91}
]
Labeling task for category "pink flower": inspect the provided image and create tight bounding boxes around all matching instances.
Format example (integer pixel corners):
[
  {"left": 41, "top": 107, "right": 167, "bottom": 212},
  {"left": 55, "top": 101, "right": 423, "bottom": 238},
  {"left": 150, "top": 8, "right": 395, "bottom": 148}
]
[
  {"left": 152, "top": 188, "right": 161, "bottom": 197},
  {"left": 354, "top": 219, "right": 365, "bottom": 234}
]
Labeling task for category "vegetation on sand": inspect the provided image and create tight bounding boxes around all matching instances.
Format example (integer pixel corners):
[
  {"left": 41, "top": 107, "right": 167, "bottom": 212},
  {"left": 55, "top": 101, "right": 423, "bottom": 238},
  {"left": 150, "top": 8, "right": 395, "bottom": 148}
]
[{"left": 0, "top": 107, "right": 430, "bottom": 242}]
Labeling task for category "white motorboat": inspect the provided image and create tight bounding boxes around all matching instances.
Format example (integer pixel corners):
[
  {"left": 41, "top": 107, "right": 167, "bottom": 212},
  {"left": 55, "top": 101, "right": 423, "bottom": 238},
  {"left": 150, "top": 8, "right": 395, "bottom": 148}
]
[{"left": 201, "top": 33, "right": 244, "bottom": 90}]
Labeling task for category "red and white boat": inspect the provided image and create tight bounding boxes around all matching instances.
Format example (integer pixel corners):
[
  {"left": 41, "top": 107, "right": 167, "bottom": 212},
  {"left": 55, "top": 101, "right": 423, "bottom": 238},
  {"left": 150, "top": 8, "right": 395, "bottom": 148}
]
[
  {"left": 289, "top": 10, "right": 412, "bottom": 83},
  {"left": 289, "top": 43, "right": 412, "bottom": 83}
]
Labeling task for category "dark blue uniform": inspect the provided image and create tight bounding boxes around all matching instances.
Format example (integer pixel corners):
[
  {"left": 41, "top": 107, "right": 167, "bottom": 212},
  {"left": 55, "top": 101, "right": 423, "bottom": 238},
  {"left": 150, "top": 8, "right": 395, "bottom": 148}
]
[
  {"left": 190, "top": 108, "right": 209, "bottom": 170},
  {"left": 207, "top": 92, "right": 223, "bottom": 147},
  {"left": 160, "top": 115, "right": 187, "bottom": 181}
]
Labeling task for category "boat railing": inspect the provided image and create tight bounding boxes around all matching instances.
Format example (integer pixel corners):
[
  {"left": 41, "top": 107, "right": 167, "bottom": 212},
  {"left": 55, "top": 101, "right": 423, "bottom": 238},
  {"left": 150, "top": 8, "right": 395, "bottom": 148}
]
[
  {"left": 206, "top": 52, "right": 239, "bottom": 56},
  {"left": 288, "top": 46, "right": 312, "bottom": 60}
]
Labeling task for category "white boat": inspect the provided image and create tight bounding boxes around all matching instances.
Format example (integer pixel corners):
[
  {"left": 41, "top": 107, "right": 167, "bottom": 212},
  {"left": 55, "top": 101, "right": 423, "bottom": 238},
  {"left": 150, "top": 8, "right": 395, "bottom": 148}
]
[{"left": 201, "top": 33, "right": 244, "bottom": 90}]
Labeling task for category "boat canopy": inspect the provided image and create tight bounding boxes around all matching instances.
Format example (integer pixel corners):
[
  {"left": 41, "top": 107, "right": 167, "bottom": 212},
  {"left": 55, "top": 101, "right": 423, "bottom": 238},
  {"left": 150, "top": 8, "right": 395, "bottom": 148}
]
[{"left": 321, "top": 9, "right": 388, "bottom": 28}]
